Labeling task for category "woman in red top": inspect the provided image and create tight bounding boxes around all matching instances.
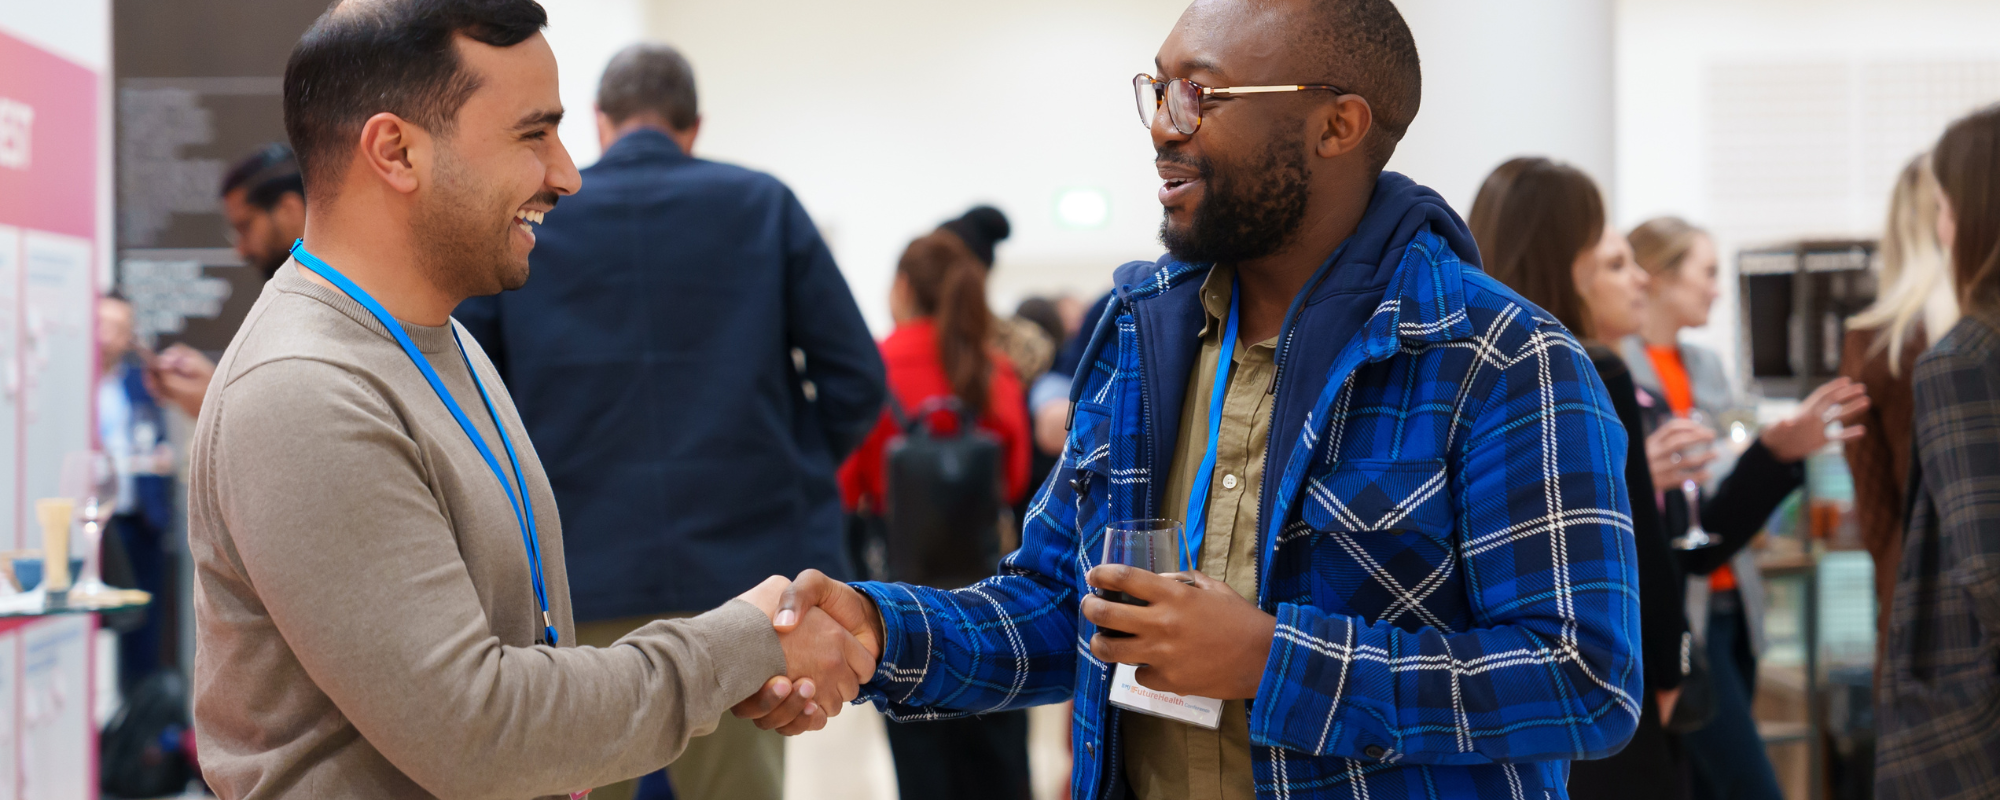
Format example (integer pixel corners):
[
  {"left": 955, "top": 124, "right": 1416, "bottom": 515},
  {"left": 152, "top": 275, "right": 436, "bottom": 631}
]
[
  {"left": 838, "top": 230, "right": 1031, "bottom": 522},
  {"left": 837, "top": 229, "right": 1033, "bottom": 800}
]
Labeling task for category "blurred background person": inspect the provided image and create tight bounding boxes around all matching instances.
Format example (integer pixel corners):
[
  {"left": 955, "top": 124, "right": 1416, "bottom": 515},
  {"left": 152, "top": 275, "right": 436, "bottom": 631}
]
[
  {"left": 1621, "top": 214, "right": 1868, "bottom": 800},
  {"left": 1472, "top": 157, "right": 1694, "bottom": 800},
  {"left": 1009, "top": 293, "right": 1068, "bottom": 537},
  {"left": 219, "top": 142, "right": 306, "bottom": 282},
  {"left": 837, "top": 230, "right": 1031, "bottom": 800},
  {"left": 143, "top": 144, "right": 311, "bottom": 421},
  {"left": 95, "top": 293, "right": 180, "bottom": 693},
  {"left": 1840, "top": 152, "right": 1958, "bottom": 680},
  {"left": 455, "top": 41, "right": 884, "bottom": 800},
  {"left": 1876, "top": 103, "right": 2000, "bottom": 800}
]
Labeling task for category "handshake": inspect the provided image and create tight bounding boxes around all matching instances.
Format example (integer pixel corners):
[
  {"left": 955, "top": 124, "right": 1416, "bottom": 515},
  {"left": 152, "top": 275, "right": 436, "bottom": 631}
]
[{"left": 727, "top": 570, "right": 884, "bottom": 735}]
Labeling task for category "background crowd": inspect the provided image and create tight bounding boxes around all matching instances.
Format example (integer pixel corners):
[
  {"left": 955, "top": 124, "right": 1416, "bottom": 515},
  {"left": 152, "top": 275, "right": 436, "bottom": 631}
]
[{"left": 45, "top": 3, "right": 2000, "bottom": 799}]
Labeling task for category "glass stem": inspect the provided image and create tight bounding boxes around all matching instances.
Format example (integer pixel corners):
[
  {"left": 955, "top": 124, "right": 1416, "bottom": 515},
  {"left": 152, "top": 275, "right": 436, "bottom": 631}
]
[
  {"left": 1682, "top": 479, "right": 1703, "bottom": 540},
  {"left": 78, "top": 519, "right": 102, "bottom": 586}
]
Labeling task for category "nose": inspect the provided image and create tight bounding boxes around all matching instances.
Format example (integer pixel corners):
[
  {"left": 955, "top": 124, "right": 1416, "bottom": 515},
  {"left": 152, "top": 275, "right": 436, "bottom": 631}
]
[
  {"left": 548, "top": 131, "right": 582, "bottom": 197},
  {"left": 1150, "top": 96, "right": 1191, "bottom": 151}
]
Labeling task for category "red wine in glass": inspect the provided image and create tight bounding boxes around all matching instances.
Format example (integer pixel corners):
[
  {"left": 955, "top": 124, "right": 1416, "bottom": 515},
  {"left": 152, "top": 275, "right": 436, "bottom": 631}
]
[{"left": 1097, "top": 519, "right": 1183, "bottom": 638}]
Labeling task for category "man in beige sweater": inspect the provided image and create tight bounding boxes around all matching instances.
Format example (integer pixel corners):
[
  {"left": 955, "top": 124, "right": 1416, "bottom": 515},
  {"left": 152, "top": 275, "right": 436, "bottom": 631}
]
[{"left": 187, "top": 2, "right": 876, "bottom": 797}]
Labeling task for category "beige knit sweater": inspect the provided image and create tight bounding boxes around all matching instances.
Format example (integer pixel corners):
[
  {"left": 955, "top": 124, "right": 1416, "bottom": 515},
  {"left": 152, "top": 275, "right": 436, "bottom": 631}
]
[{"left": 188, "top": 261, "right": 785, "bottom": 799}]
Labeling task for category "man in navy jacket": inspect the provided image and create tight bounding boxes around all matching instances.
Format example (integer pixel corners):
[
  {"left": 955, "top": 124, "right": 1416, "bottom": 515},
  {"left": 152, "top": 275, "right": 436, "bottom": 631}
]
[{"left": 454, "top": 42, "right": 883, "bottom": 800}]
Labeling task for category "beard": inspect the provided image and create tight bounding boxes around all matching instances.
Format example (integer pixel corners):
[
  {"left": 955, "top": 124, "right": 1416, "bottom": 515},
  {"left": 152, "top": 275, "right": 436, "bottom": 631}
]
[
  {"left": 413, "top": 145, "right": 532, "bottom": 298},
  {"left": 1158, "top": 129, "right": 1312, "bottom": 265},
  {"left": 251, "top": 232, "right": 291, "bottom": 281}
]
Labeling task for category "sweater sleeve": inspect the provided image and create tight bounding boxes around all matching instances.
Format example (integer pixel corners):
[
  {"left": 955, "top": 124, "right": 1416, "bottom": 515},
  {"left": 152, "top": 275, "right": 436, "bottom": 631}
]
[
  {"left": 1840, "top": 329, "right": 1910, "bottom": 596},
  {"left": 209, "top": 358, "right": 785, "bottom": 799}
]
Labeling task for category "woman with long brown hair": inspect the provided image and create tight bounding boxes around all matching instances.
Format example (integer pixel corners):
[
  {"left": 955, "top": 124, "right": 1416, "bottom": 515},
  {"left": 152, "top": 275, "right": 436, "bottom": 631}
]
[
  {"left": 1876, "top": 104, "right": 2000, "bottom": 800},
  {"left": 1471, "top": 156, "right": 1694, "bottom": 800},
  {"left": 835, "top": 229, "right": 1031, "bottom": 800}
]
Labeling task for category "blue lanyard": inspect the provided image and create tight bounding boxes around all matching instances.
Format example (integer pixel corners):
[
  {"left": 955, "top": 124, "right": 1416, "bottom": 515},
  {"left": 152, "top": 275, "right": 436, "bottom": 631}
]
[
  {"left": 1181, "top": 275, "right": 1240, "bottom": 572},
  {"left": 289, "top": 241, "right": 558, "bottom": 646}
]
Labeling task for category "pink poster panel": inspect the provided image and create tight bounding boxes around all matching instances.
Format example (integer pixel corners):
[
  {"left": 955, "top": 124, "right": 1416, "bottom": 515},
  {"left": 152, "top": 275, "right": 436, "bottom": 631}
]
[{"left": 0, "top": 28, "right": 97, "bottom": 241}]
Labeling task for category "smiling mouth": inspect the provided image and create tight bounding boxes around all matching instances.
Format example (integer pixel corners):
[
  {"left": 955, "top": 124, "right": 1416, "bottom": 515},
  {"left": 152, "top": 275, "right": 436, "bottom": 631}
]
[
  {"left": 1164, "top": 178, "right": 1195, "bottom": 190},
  {"left": 514, "top": 208, "right": 545, "bottom": 234}
]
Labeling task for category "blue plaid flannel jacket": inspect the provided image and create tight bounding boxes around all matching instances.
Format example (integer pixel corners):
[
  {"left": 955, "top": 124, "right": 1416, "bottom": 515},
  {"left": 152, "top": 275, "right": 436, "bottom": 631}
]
[{"left": 854, "top": 217, "right": 1640, "bottom": 799}]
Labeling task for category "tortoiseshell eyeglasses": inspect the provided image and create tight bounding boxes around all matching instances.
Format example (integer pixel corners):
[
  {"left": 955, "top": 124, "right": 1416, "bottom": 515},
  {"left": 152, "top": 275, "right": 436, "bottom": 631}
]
[{"left": 1133, "top": 73, "right": 1348, "bottom": 135}]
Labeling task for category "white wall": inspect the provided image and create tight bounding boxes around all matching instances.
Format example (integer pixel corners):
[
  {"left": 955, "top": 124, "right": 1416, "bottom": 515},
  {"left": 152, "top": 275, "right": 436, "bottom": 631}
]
[
  {"left": 543, "top": 0, "right": 647, "bottom": 168},
  {"left": 1616, "top": 0, "right": 2000, "bottom": 383},
  {"left": 540, "top": 0, "right": 1617, "bottom": 332},
  {"left": 1389, "top": 0, "right": 1615, "bottom": 217},
  {"left": 636, "top": 0, "right": 1188, "bottom": 331}
]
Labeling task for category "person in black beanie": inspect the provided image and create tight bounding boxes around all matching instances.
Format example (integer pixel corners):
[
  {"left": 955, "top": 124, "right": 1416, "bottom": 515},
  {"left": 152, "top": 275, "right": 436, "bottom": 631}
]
[
  {"left": 938, "top": 206, "right": 1054, "bottom": 382},
  {"left": 941, "top": 205, "right": 1011, "bottom": 267}
]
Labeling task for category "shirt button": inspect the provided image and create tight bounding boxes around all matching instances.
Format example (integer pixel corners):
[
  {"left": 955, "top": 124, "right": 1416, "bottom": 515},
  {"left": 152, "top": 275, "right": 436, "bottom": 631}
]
[
  {"left": 1086, "top": 742, "right": 1096, "bottom": 755},
  {"left": 1222, "top": 473, "right": 1239, "bottom": 490},
  {"left": 1364, "top": 745, "right": 1387, "bottom": 759}
]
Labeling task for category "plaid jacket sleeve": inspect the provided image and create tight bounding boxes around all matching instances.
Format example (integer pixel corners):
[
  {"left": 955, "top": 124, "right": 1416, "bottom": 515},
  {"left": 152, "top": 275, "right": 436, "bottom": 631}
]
[
  {"left": 1249, "top": 317, "right": 1642, "bottom": 764},
  {"left": 1907, "top": 343, "right": 2000, "bottom": 666},
  {"left": 849, "top": 454, "right": 1085, "bottom": 718}
]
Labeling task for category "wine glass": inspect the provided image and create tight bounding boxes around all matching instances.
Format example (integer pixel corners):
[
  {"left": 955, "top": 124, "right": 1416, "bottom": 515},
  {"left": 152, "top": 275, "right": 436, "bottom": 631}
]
[
  {"left": 1096, "top": 519, "right": 1183, "bottom": 638},
  {"left": 1669, "top": 410, "right": 1719, "bottom": 551},
  {"left": 59, "top": 450, "right": 119, "bottom": 597}
]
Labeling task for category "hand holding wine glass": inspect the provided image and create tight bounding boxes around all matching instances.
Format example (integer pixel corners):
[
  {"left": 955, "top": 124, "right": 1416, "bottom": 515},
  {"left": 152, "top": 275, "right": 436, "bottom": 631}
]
[
  {"left": 1645, "top": 418, "right": 1716, "bottom": 491},
  {"left": 1669, "top": 410, "right": 1719, "bottom": 551}
]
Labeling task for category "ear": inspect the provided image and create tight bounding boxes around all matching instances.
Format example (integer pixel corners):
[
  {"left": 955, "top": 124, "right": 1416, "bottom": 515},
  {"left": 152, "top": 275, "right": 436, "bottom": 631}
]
[
  {"left": 596, "top": 107, "right": 617, "bottom": 152},
  {"left": 673, "top": 115, "right": 702, "bottom": 154},
  {"left": 1313, "top": 95, "right": 1374, "bottom": 161},
  {"left": 356, "top": 112, "right": 425, "bottom": 196}
]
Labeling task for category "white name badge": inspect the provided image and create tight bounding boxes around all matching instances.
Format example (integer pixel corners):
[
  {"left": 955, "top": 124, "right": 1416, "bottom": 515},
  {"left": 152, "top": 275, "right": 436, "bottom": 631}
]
[{"left": 1108, "top": 663, "right": 1223, "bottom": 729}]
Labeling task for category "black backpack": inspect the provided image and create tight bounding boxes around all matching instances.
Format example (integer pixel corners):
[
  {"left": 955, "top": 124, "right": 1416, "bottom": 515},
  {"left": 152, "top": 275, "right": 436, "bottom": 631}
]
[
  {"left": 100, "top": 669, "right": 195, "bottom": 798},
  {"left": 880, "top": 396, "right": 1005, "bottom": 590}
]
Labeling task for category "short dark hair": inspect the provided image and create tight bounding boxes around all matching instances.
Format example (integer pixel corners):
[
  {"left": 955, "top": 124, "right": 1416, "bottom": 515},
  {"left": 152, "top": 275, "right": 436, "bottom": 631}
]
[
  {"left": 596, "top": 43, "right": 699, "bottom": 131},
  {"left": 1295, "top": 0, "right": 1422, "bottom": 172},
  {"left": 1935, "top": 103, "right": 2000, "bottom": 315},
  {"left": 220, "top": 143, "right": 305, "bottom": 210},
  {"left": 1469, "top": 156, "right": 1607, "bottom": 339},
  {"left": 283, "top": 0, "right": 548, "bottom": 200}
]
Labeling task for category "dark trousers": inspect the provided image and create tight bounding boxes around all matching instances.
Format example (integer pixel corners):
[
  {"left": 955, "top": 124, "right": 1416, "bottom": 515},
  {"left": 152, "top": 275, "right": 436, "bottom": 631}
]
[
  {"left": 1684, "top": 597, "right": 1784, "bottom": 800},
  {"left": 884, "top": 711, "right": 1031, "bottom": 800},
  {"left": 111, "top": 512, "right": 169, "bottom": 692}
]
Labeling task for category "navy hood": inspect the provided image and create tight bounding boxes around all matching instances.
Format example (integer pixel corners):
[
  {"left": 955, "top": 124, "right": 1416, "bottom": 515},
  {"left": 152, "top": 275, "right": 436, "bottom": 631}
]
[{"left": 1293, "top": 170, "right": 1480, "bottom": 301}]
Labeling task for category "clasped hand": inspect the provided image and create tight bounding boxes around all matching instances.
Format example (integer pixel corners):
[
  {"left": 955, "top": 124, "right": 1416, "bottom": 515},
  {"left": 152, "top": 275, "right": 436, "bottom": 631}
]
[
  {"left": 728, "top": 564, "right": 1279, "bottom": 733},
  {"left": 728, "top": 572, "right": 883, "bottom": 735}
]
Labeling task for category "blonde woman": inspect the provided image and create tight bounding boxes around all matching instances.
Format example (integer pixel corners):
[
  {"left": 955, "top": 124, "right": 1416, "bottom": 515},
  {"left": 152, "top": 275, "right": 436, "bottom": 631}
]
[
  {"left": 1840, "top": 153, "right": 1957, "bottom": 666},
  {"left": 1619, "top": 216, "right": 1867, "bottom": 800}
]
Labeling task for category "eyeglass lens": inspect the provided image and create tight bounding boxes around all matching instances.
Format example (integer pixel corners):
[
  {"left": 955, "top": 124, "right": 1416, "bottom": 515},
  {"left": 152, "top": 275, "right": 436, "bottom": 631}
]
[{"left": 1132, "top": 74, "right": 1201, "bottom": 135}]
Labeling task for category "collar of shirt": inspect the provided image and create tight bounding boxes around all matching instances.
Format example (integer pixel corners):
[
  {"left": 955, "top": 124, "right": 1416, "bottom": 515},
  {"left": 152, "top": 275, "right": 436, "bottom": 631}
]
[{"left": 1197, "top": 264, "right": 1280, "bottom": 351}]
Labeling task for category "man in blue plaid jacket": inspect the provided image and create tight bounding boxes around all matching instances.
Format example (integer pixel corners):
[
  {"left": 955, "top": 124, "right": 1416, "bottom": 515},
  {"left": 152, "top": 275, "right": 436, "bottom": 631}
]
[{"left": 750, "top": 0, "right": 1641, "bottom": 796}]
